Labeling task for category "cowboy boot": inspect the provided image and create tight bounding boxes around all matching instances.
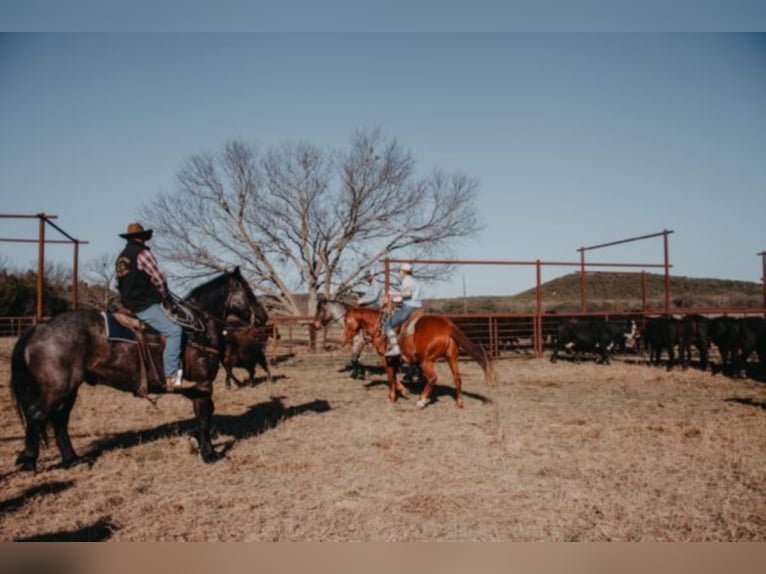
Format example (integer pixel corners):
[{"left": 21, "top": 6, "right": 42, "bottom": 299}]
[{"left": 384, "top": 329, "right": 401, "bottom": 357}]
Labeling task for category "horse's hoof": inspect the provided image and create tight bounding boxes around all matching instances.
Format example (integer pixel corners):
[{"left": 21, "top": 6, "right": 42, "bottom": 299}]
[
  {"left": 58, "top": 455, "right": 91, "bottom": 470},
  {"left": 416, "top": 398, "right": 429, "bottom": 409},
  {"left": 202, "top": 450, "right": 223, "bottom": 464},
  {"left": 16, "top": 456, "right": 37, "bottom": 473}
]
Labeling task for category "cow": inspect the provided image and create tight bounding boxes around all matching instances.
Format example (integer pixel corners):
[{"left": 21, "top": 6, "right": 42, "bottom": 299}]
[
  {"left": 603, "top": 318, "right": 639, "bottom": 354},
  {"left": 737, "top": 316, "right": 766, "bottom": 380},
  {"left": 681, "top": 314, "right": 710, "bottom": 371},
  {"left": 641, "top": 316, "right": 683, "bottom": 370},
  {"left": 550, "top": 318, "right": 636, "bottom": 365},
  {"left": 708, "top": 316, "right": 741, "bottom": 376},
  {"left": 221, "top": 323, "right": 274, "bottom": 388}
]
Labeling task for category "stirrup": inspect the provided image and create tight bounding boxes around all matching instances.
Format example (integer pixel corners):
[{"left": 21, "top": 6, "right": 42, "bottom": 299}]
[
  {"left": 166, "top": 369, "right": 184, "bottom": 391},
  {"left": 385, "top": 345, "right": 401, "bottom": 357}
]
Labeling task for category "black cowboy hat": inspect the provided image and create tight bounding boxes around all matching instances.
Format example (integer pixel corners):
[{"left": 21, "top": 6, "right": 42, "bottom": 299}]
[{"left": 119, "top": 222, "right": 153, "bottom": 240}]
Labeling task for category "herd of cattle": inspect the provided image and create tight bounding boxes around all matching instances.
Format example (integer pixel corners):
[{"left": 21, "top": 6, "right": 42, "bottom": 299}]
[
  {"left": 218, "top": 313, "right": 766, "bottom": 386},
  {"left": 547, "top": 314, "right": 766, "bottom": 379}
]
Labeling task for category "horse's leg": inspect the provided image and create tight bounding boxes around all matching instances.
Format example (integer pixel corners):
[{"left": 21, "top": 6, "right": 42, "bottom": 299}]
[
  {"left": 228, "top": 366, "right": 246, "bottom": 388},
  {"left": 192, "top": 394, "right": 220, "bottom": 463},
  {"left": 350, "top": 332, "right": 364, "bottom": 379},
  {"left": 16, "top": 413, "right": 45, "bottom": 472},
  {"left": 384, "top": 358, "right": 401, "bottom": 403},
  {"left": 417, "top": 359, "right": 438, "bottom": 409},
  {"left": 255, "top": 347, "right": 273, "bottom": 383},
  {"left": 51, "top": 390, "right": 82, "bottom": 468}
]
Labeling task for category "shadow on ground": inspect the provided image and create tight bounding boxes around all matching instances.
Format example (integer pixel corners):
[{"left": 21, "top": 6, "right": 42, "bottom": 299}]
[
  {"left": 82, "top": 397, "right": 331, "bottom": 464},
  {"left": 15, "top": 516, "right": 118, "bottom": 541},
  {"left": 0, "top": 480, "right": 75, "bottom": 517}
]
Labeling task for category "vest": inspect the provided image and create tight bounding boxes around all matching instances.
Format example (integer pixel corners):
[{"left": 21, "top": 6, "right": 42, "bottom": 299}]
[{"left": 116, "top": 241, "right": 162, "bottom": 313}]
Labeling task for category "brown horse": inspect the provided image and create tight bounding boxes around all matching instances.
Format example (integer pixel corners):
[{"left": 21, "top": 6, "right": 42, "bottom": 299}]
[
  {"left": 10, "top": 268, "right": 267, "bottom": 470},
  {"left": 343, "top": 307, "right": 494, "bottom": 408}
]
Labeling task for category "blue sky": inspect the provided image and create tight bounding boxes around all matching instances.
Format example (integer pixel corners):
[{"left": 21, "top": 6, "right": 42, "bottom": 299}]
[{"left": 1, "top": 29, "right": 765, "bottom": 298}]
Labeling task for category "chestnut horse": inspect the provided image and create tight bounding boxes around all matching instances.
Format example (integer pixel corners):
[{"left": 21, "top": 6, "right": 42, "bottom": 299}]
[
  {"left": 342, "top": 307, "right": 494, "bottom": 408},
  {"left": 10, "top": 268, "right": 267, "bottom": 470}
]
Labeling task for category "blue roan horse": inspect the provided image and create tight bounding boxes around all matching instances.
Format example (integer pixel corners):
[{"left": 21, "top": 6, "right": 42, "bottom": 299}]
[{"left": 10, "top": 267, "right": 267, "bottom": 470}]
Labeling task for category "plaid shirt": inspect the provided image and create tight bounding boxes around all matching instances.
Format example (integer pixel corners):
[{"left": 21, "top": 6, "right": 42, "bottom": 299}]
[{"left": 136, "top": 248, "right": 167, "bottom": 296}]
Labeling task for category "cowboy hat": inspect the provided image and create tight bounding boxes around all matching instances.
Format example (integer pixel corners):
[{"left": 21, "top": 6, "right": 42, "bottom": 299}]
[
  {"left": 119, "top": 222, "right": 153, "bottom": 240},
  {"left": 400, "top": 262, "right": 413, "bottom": 272}
]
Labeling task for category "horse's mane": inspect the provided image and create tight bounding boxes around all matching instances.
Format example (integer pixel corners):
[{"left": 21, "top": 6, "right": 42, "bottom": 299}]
[
  {"left": 348, "top": 306, "right": 381, "bottom": 317},
  {"left": 185, "top": 269, "right": 266, "bottom": 322},
  {"left": 346, "top": 306, "right": 382, "bottom": 327},
  {"left": 185, "top": 271, "right": 234, "bottom": 307}
]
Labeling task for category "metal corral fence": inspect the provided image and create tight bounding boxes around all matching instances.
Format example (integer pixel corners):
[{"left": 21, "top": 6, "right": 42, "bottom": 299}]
[
  {"left": 268, "top": 306, "right": 766, "bottom": 361},
  {"left": 0, "top": 317, "right": 36, "bottom": 338}
]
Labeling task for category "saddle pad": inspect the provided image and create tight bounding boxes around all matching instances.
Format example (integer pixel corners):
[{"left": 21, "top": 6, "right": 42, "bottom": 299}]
[
  {"left": 402, "top": 314, "right": 422, "bottom": 337},
  {"left": 102, "top": 312, "right": 137, "bottom": 343}
]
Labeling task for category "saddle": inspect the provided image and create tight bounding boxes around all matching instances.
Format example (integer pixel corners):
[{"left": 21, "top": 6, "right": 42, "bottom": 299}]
[
  {"left": 102, "top": 311, "right": 167, "bottom": 397},
  {"left": 394, "top": 308, "right": 425, "bottom": 347}
]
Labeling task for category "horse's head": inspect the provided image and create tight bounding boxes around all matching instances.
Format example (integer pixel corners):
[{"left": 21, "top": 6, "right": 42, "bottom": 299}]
[
  {"left": 313, "top": 297, "right": 331, "bottom": 330},
  {"left": 225, "top": 267, "right": 268, "bottom": 326},
  {"left": 314, "top": 298, "right": 347, "bottom": 330},
  {"left": 187, "top": 267, "right": 268, "bottom": 328}
]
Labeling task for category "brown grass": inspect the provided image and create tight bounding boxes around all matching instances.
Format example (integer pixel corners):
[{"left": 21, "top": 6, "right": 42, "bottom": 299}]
[{"left": 0, "top": 338, "right": 765, "bottom": 541}]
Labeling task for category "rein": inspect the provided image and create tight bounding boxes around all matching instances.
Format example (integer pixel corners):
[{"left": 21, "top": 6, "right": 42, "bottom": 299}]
[
  {"left": 164, "top": 292, "right": 206, "bottom": 332},
  {"left": 187, "top": 339, "right": 221, "bottom": 357},
  {"left": 166, "top": 290, "right": 263, "bottom": 332}
]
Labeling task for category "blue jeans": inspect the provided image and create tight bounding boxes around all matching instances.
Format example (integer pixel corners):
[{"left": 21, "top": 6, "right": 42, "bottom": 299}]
[
  {"left": 384, "top": 305, "right": 417, "bottom": 332},
  {"left": 136, "top": 303, "right": 183, "bottom": 378}
]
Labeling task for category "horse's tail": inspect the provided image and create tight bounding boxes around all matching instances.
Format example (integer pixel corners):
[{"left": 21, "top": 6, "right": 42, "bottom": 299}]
[
  {"left": 448, "top": 321, "right": 495, "bottom": 384},
  {"left": 10, "top": 327, "right": 48, "bottom": 447}
]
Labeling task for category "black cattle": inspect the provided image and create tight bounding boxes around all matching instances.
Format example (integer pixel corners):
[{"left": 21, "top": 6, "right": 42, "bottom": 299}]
[
  {"left": 221, "top": 324, "right": 274, "bottom": 387},
  {"left": 550, "top": 319, "right": 635, "bottom": 364},
  {"left": 603, "top": 319, "right": 639, "bottom": 354},
  {"left": 681, "top": 314, "right": 710, "bottom": 371},
  {"left": 642, "top": 316, "right": 683, "bottom": 370},
  {"left": 737, "top": 316, "right": 766, "bottom": 379},
  {"left": 708, "top": 316, "right": 741, "bottom": 376}
]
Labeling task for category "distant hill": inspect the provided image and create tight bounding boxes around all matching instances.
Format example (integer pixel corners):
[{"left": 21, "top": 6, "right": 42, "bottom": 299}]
[{"left": 426, "top": 272, "right": 764, "bottom": 314}]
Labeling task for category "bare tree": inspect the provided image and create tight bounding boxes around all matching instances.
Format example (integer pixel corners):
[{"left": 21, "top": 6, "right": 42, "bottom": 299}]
[
  {"left": 140, "top": 128, "right": 482, "bottom": 317},
  {"left": 80, "top": 252, "right": 120, "bottom": 311}
]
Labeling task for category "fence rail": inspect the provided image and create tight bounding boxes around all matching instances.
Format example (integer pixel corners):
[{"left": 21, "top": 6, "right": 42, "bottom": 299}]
[{"left": 0, "top": 317, "right": 36, "bottom": 338}]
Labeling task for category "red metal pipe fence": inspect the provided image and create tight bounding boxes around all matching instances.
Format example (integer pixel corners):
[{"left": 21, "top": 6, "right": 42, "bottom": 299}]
[{"left": 1, "top": 213, "right": 88, "bottom": 322}]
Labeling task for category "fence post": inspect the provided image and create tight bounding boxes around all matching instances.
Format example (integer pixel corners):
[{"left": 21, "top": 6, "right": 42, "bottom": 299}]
[
  {"left": 536, "top": 259, "right": 542, "bottom": 358},
  {"left": 36, "top": 214, "right": 46, "bottom": 323}
]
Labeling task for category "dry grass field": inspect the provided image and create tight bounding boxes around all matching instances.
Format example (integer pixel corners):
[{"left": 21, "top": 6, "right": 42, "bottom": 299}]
[{"left": 1, "top": 337, "right": 764, "bottom": 542}]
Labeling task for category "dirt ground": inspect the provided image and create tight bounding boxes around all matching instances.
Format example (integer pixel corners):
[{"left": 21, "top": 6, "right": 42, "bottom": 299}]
[{"left": 1, "top": 338, "right": 764, "bottom": 541}]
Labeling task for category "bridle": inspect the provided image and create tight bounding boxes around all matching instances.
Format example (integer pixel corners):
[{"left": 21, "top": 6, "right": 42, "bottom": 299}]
[{"left": 315, "top": 300, "right": 348, "bottom": 329}]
